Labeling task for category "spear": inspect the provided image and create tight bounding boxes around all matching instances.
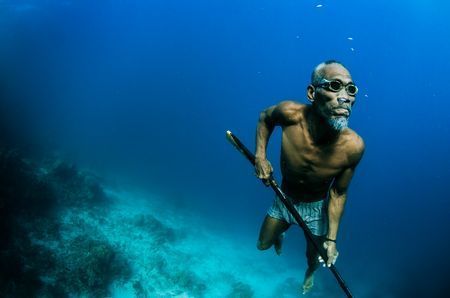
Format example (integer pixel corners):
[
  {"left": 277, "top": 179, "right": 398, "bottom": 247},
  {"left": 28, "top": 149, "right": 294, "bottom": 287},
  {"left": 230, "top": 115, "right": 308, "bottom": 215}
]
[{"left": 226, "top": 130, "right": 353, "bottom": 298}]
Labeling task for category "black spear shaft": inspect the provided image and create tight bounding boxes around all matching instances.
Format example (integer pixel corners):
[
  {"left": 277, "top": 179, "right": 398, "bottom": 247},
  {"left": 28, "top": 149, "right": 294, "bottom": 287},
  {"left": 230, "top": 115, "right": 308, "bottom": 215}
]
[{"left": 226, "top": 130, "right": 353, "bottom": 298}]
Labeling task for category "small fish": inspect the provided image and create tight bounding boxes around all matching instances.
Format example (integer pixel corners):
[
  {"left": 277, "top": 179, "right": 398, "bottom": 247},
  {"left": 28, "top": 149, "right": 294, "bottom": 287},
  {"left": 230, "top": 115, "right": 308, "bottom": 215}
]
[
  {"left": 347, "top": 37, "right": 353, "bottom": 41},
  {"left": 350, "top": 47, "right": 355, "bottom": 51},
  {"left": 316, "top": 4, "right": 323, "bottom": 8},
  {"left": 364, "top": 94, "right": 369, "bottom": 98}
]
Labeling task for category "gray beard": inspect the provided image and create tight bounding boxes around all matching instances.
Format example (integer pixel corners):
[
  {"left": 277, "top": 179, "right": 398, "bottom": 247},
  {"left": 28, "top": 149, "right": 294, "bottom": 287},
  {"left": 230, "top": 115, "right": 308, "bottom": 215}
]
[{"left": 327, "top": 116, "right": 349, "bottom": 132}]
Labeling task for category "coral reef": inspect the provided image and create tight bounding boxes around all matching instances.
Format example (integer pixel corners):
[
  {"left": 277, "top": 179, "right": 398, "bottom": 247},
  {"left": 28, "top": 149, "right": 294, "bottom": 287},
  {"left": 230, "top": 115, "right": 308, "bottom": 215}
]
[
  {"left": 57, "top": 236, "right": 131, "bottom": 297},
  {"left": 227, "top": 281, "right": 254, "bottom": 298},
  {"left": 0, "top": 149, "right": 129, "bottom": 297},
  {"left": 0, "top": 149, "right": 277, "bottom": 297},
  {"left": 50, "top": 161, "right": 107, "bottom": 207},
  {"left": 133, "top": 214, "right": 178, "bottom": 245},
  {"left": 169, "top": 269, "right": 207, "bottom": 297}
]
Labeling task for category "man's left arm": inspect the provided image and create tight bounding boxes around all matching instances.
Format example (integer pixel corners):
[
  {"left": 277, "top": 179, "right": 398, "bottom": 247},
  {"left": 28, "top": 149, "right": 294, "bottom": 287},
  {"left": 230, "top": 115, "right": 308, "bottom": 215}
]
[
  {"left": 327, "top": 167, "right": 355, "bottom": 243},
  {"left": 323, "top": 139, "right": 365, "bottom": 267},
  {"left": 320, "top": 167, "right": 355, "bottom": 267}
]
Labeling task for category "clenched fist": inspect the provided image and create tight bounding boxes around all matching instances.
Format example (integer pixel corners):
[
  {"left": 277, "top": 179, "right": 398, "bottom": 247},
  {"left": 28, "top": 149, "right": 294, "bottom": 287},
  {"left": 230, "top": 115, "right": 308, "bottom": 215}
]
[{"left": 255, "top": 157, "right": 273, "bottom": 186}]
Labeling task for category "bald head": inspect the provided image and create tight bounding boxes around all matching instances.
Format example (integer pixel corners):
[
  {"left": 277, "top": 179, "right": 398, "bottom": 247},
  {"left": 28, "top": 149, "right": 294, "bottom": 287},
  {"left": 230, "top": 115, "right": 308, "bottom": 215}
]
[{"left": 311, "top": 60, "right": 349, "bottom": 86}]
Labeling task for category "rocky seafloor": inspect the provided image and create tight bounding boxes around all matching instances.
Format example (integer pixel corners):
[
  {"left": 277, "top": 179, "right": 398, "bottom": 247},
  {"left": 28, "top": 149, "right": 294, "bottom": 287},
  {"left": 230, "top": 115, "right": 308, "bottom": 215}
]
[{"left": 0, "top": 149, "right": 302, "bottom": 298}]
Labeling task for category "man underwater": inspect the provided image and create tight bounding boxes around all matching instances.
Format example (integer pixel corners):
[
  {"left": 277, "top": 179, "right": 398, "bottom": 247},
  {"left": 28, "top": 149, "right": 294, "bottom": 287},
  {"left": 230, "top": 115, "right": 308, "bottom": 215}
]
[{"left": 254, "top": 60, "right": 365, "bottom": 294}]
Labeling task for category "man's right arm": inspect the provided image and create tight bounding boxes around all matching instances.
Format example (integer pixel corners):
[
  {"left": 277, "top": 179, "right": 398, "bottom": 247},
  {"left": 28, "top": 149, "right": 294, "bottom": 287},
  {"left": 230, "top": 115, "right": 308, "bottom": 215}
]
[
  {"left": 255, "top": 101, "right": 300, "bottom": 180},
  {"left": 255, "top": 105, "right": 277, "bottom": 161}
]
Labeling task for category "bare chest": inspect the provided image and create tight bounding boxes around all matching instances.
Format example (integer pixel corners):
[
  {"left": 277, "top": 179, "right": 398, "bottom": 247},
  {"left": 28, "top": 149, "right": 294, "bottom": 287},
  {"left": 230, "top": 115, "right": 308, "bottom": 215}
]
[{"left": 280, "top": 126, "right": 350, "bottom": 182}]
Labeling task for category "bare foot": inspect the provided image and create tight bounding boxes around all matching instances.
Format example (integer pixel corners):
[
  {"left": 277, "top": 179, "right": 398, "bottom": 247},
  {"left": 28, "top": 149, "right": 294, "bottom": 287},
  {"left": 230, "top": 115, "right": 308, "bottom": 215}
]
[
  {"left": 274, "top": 232, "right": 285, "bottom": 255},
  {"left": 302, "top": 269, "right": 315, "bottom": 295}
]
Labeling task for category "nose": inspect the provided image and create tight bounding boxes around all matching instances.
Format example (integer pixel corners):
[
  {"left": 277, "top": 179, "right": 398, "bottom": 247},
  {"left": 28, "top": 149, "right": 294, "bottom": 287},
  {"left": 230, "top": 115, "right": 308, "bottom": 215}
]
[{"left": 337, "top": 97, "right": 350, "bottom": 104}]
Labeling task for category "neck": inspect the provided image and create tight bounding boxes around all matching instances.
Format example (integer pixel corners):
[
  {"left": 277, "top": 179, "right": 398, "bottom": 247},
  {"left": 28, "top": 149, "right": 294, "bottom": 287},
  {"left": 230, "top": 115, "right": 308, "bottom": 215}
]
[{"left": 307, "top": 107, "right": 341, "bottom": 145}]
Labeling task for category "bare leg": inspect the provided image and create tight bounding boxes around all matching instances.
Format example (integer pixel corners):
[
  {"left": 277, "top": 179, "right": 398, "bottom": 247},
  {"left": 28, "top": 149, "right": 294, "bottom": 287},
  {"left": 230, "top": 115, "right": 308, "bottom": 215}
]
[
  {"left": 302, "top": 235, "right": 323, "bottom": 294},
  {"left": 273, "top": 231, "right": 285, "bottom": 255},
  {"left": 257, "top": 215, "right": 290, "bottom": 255}
]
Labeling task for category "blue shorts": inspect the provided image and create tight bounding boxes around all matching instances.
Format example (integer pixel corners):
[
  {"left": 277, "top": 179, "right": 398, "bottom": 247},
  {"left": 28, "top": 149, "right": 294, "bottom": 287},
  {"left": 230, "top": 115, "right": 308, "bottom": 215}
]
[{"left": 267, "top": 196, "right": 328, "bottom": 236}]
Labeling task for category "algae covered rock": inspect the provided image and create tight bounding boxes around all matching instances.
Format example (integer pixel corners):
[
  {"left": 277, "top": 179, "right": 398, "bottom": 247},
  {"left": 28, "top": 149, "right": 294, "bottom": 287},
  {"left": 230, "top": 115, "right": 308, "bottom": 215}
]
[
  {"left": 227, "top": 281, "right": 254, "bottom": 298},
  {"left": 169, "top": 269, "right": 207, "bottom": 297},
  {"left": 133, "top": 214, "right": 177, "bottom": 245},
  {"left": 58, "top": 236, "right": 131, "bottom": 297},
  {"left": 0, "top": 149, "right": 57, "bottom": 217},
  {"left": 50, "top": 161, "right": 107, "bottom": 207},
  {"left": 0, "top": 149, "right": 131, "bottom": 297}
]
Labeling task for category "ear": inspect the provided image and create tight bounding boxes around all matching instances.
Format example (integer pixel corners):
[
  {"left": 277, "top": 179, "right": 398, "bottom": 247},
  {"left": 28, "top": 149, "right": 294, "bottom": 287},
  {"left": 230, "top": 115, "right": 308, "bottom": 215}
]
[{"left": 307, "top": 85, "right": 315, "bottom": 103}]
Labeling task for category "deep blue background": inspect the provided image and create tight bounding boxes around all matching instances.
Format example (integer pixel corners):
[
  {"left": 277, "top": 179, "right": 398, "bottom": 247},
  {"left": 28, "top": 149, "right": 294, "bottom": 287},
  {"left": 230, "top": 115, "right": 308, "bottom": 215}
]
[{"left": 1, "top": 0, "right": 450, "bottom": 296}]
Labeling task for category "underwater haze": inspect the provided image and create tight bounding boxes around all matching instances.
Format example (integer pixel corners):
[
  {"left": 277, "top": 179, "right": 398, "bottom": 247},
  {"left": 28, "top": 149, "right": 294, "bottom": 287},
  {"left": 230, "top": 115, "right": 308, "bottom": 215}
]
[{"left": 1, "top": 0, "right": 450, "bottom": 297}]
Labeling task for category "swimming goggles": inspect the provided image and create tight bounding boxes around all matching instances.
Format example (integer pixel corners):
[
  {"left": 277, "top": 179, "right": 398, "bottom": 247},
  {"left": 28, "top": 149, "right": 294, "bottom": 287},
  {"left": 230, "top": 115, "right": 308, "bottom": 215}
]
[{"left": 314, "top": 79, "right": 358, "bottom": 96}]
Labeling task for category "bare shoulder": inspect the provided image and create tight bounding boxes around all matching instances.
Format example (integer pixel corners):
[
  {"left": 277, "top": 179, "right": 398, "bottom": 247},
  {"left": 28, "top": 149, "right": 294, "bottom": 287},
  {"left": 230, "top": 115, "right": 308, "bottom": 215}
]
[
  {"left": 341, "top": 128, "right": 365, "bottom": 166},
  {"left": 272, "top": 100, "right": 306, "bottom": 125}
]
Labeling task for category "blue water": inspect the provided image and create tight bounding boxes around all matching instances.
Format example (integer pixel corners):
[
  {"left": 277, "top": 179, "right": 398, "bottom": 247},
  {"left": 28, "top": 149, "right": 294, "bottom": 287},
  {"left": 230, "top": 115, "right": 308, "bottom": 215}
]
[{"left": 1, "top": 0, "right": 450, "bottom": 297}]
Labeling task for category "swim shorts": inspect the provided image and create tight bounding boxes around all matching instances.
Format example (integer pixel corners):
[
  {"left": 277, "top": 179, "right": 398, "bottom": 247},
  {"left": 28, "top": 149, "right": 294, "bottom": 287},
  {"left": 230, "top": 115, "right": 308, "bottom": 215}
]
[{"left": 267, "top": 196, "right": 328, "bottom": 236}]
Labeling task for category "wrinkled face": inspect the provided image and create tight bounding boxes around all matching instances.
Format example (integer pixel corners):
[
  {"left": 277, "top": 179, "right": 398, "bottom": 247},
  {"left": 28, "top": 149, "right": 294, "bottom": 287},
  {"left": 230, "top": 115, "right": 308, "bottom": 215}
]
[{"left": 307, "top": 63, "right": 356, "bottom": 131}]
